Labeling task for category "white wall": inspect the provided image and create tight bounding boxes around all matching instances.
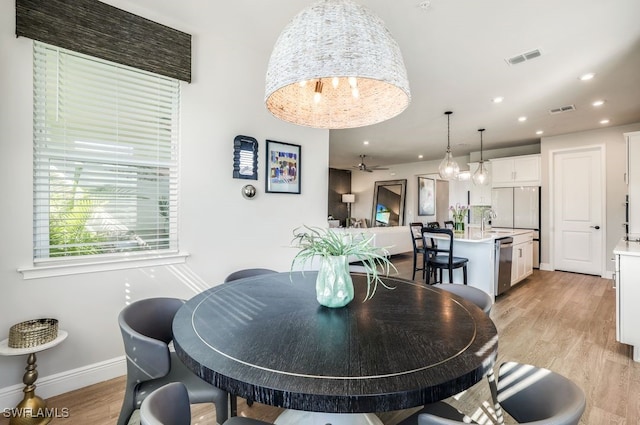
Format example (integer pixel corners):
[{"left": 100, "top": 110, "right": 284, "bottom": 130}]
[
  {"left": 0, "top": 0, "right": 328, "bottom": 401},
  {"left": 540, "top": 122, "right": 640, "bottom": 271}
]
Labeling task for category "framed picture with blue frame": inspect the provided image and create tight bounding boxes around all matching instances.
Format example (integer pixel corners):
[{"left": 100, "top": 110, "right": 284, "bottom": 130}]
[{"left": 266, "top": 140, "right": 301, "bottom": 194}]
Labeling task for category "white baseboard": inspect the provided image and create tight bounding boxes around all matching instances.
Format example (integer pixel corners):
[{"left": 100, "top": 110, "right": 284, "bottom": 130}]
[
  {"left": 539, "top": 262, "right": 553, "bottom": 271},
  {"left": 0, "top": 356, "right": 126, "bottom": 409}
]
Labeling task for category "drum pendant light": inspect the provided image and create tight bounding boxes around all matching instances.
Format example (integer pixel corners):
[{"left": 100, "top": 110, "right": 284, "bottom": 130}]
[
  {"left": 472, "top": 128, "right": 490, "bottom": 186},
  {"left": 264, "top": 0, "right": 411, "bottom": 129},
  {"left": 438, "top": 111, "right": 460, "bottom": 180}
]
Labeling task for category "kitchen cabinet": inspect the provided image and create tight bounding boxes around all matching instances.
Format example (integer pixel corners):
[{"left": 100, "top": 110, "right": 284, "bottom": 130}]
[
  {"left": 490, "top": 154, "right": 541, "bottom": 187},
  {"left": 626, "top": 131, "right": 640, "bottom": 237},
  {"left": 468, "top": 162, "right": 492, "bottom": 205},
  {"left": 613, "top": 239, "right": 640, "bottom": 362},
  {"left": 511, "top": 231, "right": 533, "bottom": 285}
]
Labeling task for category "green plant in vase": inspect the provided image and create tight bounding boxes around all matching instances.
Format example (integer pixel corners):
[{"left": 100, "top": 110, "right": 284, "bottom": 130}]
[
  {"left": 291, "top": 226, "right": 397, "bottom": 308},
  {"left": 450, "top": 204, "right": 469, "bottom": 233}
]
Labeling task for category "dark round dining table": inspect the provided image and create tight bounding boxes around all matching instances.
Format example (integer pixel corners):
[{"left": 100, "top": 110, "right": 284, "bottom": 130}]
[{"left": 172, "top": 271, "right": 498, "bottom": 417}]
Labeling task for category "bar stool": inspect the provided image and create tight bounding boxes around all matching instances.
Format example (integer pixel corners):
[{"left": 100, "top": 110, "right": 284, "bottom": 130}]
[{"left": 422, "top": 228, "right": 468, "bottom": 285}]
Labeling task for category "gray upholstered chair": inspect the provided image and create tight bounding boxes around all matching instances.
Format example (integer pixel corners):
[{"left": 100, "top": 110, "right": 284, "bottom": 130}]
[
  {"left": 141, "top": 382, "right": 274, "bottom": 425},
  {"left": 400, "top": 362, "right": 586, "bottom": 425},
  {"left": 497, "top": 362, "right": 586, "bottom": 425},
  {"left": 141, "top": 382, "right": 191, "bottom": 425},
  {"left": 117, "top": 298, "right": 229, "bottom": 425},
  {"left": 223, "top": 267, "right": 278, "bottom": 412},
  {"left": 433, "top": 283, "right": 493, "bottom": 314},
  {"left": 224, "top": 268, "right": 278, "bottom": 282}
]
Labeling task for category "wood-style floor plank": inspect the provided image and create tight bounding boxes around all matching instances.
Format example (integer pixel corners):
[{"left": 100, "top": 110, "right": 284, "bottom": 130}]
[{"left": 2, "top": 253, "right": 639, "bottom": 424}]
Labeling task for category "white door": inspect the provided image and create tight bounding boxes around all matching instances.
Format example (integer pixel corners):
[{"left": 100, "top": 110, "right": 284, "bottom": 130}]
[{"left": 553, "top": 148, "right": 604, "bottom": 275}]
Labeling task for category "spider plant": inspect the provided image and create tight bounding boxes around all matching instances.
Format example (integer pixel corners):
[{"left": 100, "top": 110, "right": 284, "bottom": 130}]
[{"left": 291, "top": 225, "right": 397, "bottom": 301}]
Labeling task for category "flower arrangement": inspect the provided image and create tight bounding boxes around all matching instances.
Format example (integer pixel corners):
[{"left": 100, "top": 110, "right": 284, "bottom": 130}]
[
  {"left": 450, "top": 204, "right": 469, "bottom": 223},
  {"left": 291, "top": 226, "right": 396, "bottom": 303}
]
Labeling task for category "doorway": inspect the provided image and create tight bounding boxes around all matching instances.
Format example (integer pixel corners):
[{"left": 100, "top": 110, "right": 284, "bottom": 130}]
[{"left": 551, "top": 146, "right": 605, "bottom": 276}]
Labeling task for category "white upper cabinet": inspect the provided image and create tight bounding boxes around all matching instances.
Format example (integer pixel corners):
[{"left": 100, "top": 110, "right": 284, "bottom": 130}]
[
  {"left": 490, "top": 154, "right": 541, "bottom": 187},
  {"left": 468, "top": 162, "right": 492, "bottom": 205}
]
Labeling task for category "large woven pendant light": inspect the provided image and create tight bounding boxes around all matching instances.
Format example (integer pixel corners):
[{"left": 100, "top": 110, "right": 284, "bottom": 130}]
[
  {"left": 438, "top": 111, "right": 460, "bottom": 180},
  {"left": 264, "top": 0, "right": 411, "bottom": 129}
]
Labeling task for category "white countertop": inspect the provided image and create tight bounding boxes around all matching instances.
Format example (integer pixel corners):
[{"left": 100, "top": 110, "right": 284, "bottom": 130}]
[
  {"left": 451, "top": 227, "right": 533, "bottom": 243},
  {"left": 614, "top": 238, "right": 640, "bottom": 256}
]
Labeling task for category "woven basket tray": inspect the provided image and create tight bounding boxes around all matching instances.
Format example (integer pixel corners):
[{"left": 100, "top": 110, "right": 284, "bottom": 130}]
[{"left": 9, "top": 318, "right": 58, "bottom": 349}]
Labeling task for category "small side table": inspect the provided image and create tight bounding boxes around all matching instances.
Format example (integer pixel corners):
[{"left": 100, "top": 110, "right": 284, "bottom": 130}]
[{"left": 0, "top": 330, "right": 68, "bottom": 425}]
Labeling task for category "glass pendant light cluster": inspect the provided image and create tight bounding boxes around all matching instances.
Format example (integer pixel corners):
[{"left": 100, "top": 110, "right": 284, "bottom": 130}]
[
  {"left": 472, "top": 128, "right": 490, "bottom": 186},
  {"left": 438, "top": 111, "right": 460, "bottom": 180}
]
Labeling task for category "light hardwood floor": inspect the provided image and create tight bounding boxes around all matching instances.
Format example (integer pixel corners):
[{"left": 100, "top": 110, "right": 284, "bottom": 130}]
[{"left": 3, "top": 254, "right": 639, "bottom": 424}]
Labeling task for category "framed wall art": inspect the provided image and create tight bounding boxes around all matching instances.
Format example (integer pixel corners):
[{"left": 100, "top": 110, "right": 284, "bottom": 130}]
[
  {"left": 266, "top": 140, "right": 301, "bottom": 194},
  {"left": 418, "top": 176, "right": 435, "bottom": 216}
]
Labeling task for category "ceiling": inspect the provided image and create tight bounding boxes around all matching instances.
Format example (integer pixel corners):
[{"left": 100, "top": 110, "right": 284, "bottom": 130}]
[{"left": 119, "top": 0, "right": 640, "bottom": 170}]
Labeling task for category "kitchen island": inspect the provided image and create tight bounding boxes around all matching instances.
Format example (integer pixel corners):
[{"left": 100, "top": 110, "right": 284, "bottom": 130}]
[{"left": 433, "top": 227, "right": 533, "bottom": 300}]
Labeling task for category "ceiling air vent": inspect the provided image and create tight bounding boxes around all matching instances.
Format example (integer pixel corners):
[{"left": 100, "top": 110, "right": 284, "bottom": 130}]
[
  {"left": 549, "top": 104, "right": 576, "bottom": 114},
  {"left": 505, "top": 48, "right": 542, "bottom": 66}
]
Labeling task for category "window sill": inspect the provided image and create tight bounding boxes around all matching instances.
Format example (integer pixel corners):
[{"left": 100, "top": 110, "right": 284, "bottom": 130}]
[{"left": 18, "top": 251, "right": 190, "bottom": 280}]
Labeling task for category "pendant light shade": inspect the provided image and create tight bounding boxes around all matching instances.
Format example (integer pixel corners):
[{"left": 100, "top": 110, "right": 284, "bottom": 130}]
[
  {"left": 264, "top": 0, "right": 411, "bottom": 129},
  {"left": 438, "top": 111, "right": 459, "bottom": 180},
  {"left": 472, "top": 128, "right": 490, "bottom": 186}
]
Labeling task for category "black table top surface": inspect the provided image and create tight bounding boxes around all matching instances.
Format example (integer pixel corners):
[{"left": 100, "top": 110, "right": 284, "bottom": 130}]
[{"left": 173, "top": 272, "right": 498, "bottom": 413}]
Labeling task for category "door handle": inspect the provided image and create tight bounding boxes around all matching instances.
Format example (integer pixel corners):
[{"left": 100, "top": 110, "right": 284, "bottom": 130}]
[{"left": 590, "top": 225, "right": 600, "bottom": 230}]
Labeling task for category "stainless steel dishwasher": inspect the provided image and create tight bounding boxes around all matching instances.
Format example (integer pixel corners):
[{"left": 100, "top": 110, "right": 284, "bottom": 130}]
[{"left": 495, "top": 236, "right": 514, "bottom": 295}]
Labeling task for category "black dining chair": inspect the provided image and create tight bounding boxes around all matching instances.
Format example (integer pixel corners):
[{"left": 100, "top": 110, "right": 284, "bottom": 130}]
[
  {"left": 409, "top": 222, "right": 426, "bottom": 280},
  {"left": 443, "top": 220, "right": 454, "bottom": 230},
  {"left": 117, "top": 298, "right": 229, "bottom": 425},
  {"left": 421, "top": 228, "right": 468, "bottom": 285}
]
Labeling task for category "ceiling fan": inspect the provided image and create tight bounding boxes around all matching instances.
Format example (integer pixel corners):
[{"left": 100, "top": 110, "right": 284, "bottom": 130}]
[{"left": 353, "top": 155, "right": 389, "bottom": 172}]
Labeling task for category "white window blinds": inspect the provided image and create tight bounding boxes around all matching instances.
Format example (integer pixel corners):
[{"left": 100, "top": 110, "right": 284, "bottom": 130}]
[{"left": 33, "top": 42, "right": 179, "bottom": 260}]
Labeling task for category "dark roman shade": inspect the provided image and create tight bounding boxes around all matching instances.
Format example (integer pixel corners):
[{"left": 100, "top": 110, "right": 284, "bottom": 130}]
[{"left": 16, "top": 0, "right": 191, "bottom": 82}]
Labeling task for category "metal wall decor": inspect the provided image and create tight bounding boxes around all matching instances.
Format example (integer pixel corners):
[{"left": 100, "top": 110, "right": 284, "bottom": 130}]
[{"left": 233, "top": 135, "right": 258, "bottom": 180}]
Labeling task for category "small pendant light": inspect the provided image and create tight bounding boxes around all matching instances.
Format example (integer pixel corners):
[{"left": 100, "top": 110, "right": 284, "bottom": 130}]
[
  {"left": 472, "top": 128, "right": 490, "bottom": 186},
  {"left": 438, "top": 111, "right": 460, "bottom": 180}
]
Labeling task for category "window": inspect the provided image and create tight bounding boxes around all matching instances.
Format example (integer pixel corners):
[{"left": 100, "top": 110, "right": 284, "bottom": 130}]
[{"left": 33, "top": 42, "right": 179, "bottom": 261}]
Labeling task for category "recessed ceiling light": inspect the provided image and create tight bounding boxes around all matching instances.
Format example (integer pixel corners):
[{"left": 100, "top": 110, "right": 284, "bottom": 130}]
[
  {"left": 600, "top": 119, "right": 610, "bottom": 124},
  {"left": 579, "top": 73, "right": 595, "bottom": 81},
  {"left": 592, "top": 100, "right": 605, "bottom": 107},
  {"left": 536, "top": 130, "right": 544, "bottom": 135},
  {"left": 492, "top": 97, "right": 504, "bottom": 103},
  {"left": 518, "top": 116, "right": 527, "bottom": 122},
  {"left": 363, "top": 140, "right": 369, "bottom": 145},
  {"left": 418, "top": 154, "right": 424, "bottom": 159}
]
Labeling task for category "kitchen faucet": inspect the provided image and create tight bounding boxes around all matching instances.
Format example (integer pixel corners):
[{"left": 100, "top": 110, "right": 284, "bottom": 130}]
[{"left": 481, "top": 209, "right": 497, "bottom": 233}]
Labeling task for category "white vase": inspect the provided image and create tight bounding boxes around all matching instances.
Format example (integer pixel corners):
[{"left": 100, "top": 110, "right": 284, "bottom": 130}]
[{"left": 316, "top": 255, "right": 354, "bottom": 308}]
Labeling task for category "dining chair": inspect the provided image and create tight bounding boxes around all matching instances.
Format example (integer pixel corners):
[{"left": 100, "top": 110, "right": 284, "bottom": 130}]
[
  {"left": 395, "top": 401, "right": 473, "bottom": 425},
  {"left": 409, "top": 222, "right": 425, "bottom": 280},
  {"left": 497, "top": 362, "right": 586, "bottom": 425},
  {"left": 224, "top": 268, "right": 278, "bottom": 282},
  {"left": 141, "top": 382, "right": 274, "bottom": 425},
  {"left": 426, "top": 221, "right": 441, "bottom": 229},
  {"left": 223, "top": 267, "right": 278, "bottom": 413},
  {"left": 402, "top": 362, "right": 586, "bottom": 425},
  {"left": 433, "top": 283, "right": 493, "bottom": 314},
  {"left": 422, "top": 228, "right": 468, "bottom": 285},
  {"left": 443, "top": 220, "right": 454, "bottom": 230},
  {"left": 117, "top": 298, "right": 229, "bottom": 425}
]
